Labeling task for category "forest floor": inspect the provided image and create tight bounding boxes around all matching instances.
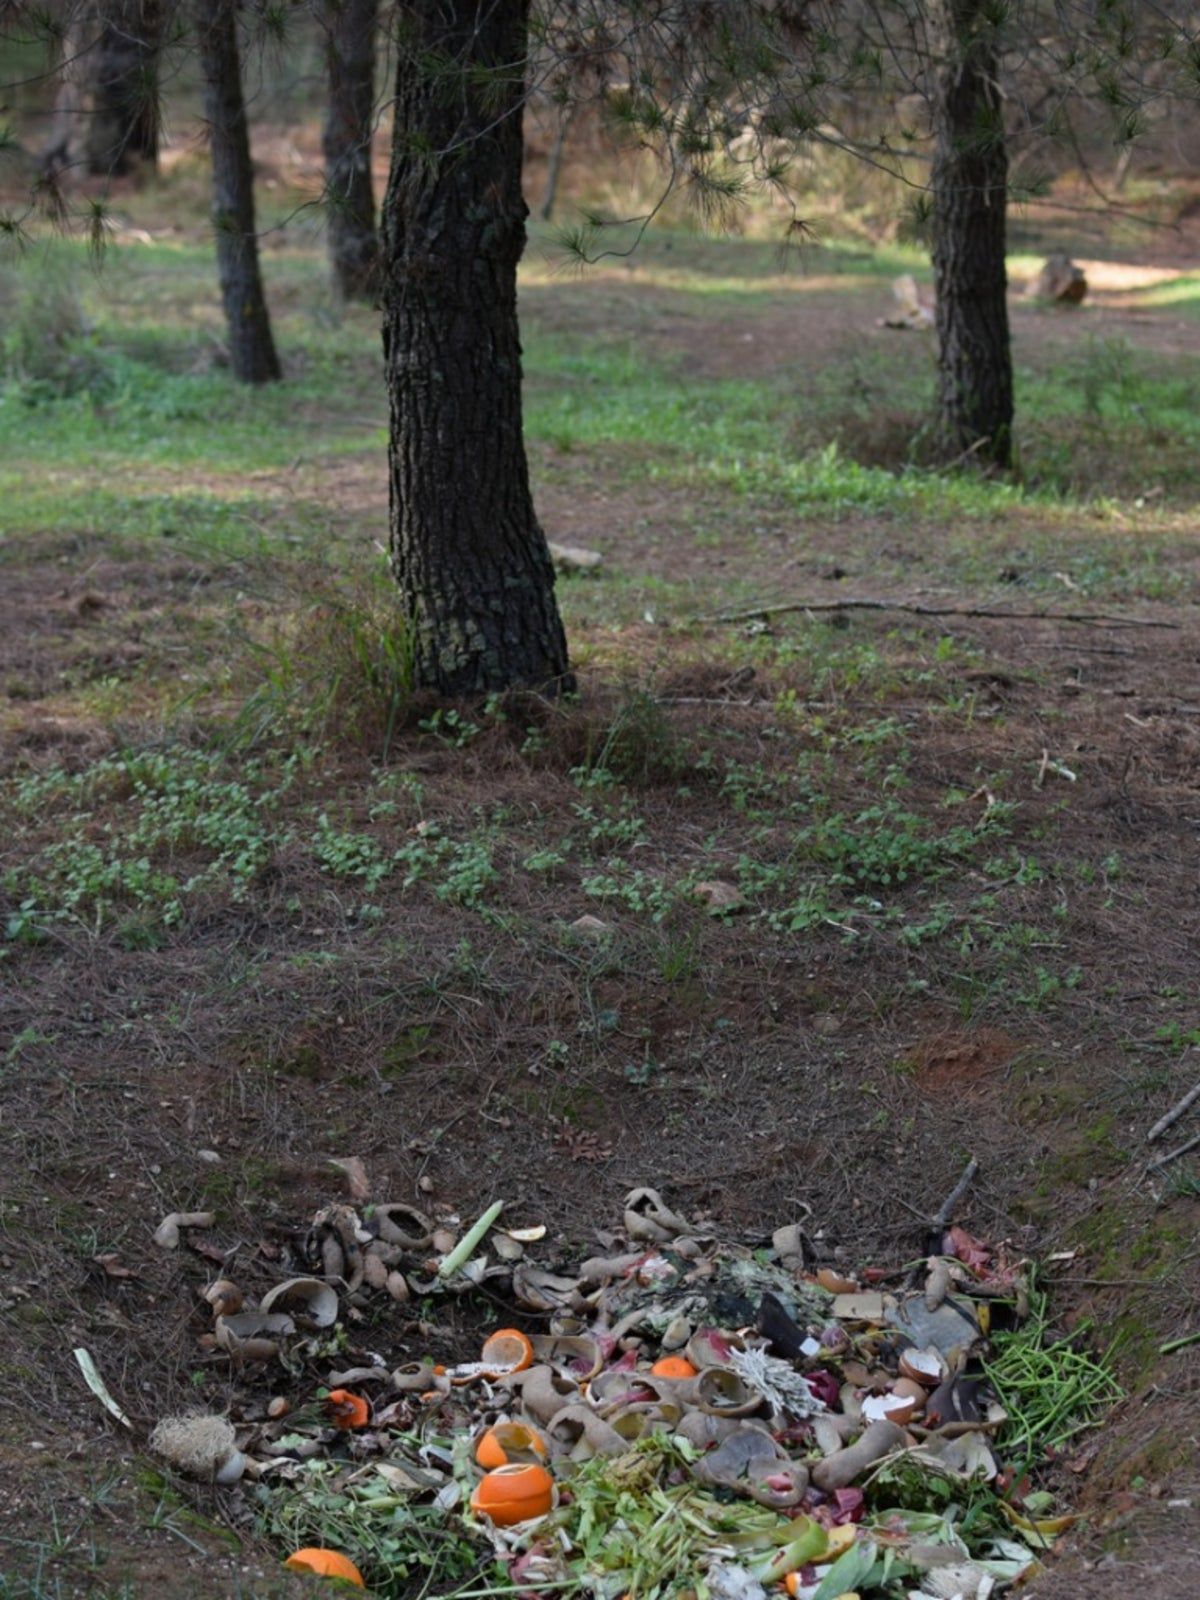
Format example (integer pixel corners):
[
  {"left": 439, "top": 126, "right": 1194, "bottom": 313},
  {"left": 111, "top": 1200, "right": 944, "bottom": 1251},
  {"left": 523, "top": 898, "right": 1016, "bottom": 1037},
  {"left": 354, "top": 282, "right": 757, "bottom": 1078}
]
[{"left": 1, "top": 152, "right": 1200, "bottom": 1597}]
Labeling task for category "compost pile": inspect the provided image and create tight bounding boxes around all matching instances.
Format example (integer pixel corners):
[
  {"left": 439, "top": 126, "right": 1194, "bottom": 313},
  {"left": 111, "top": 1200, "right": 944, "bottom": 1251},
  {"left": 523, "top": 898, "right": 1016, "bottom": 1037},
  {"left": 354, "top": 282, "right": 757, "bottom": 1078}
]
[{"left": 148, "top": 1188, "right": 1117, "bottom": 1600}]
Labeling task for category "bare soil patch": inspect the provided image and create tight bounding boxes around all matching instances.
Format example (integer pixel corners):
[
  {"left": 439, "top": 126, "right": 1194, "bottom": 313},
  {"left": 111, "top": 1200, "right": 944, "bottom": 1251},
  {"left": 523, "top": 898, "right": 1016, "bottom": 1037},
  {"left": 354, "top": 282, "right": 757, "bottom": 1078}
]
[{"left": 622, "top": 272, "right": 1200, "bottom": 385}]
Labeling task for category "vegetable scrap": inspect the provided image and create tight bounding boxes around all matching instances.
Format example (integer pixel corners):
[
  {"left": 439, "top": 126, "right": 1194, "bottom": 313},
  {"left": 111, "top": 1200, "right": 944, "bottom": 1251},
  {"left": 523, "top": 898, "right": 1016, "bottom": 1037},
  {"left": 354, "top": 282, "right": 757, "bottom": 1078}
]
[{"left": 149, "top": 1188, "right": 1121, "bottom": 1598}]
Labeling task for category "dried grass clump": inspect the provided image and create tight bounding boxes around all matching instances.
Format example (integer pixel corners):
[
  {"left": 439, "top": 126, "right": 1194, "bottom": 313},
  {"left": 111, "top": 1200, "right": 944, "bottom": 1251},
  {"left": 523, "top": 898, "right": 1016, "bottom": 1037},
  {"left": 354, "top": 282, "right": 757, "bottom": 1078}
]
[{"left": 149, "top": 1412, "right": 237, "bottom": 1478}]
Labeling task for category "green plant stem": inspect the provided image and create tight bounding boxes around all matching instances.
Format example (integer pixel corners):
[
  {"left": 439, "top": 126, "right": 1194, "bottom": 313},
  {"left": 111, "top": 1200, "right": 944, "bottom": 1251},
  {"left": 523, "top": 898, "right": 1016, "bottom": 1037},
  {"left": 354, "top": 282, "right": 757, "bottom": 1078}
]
[
  {"left": 1159, "top": 1329, "right": 1200, "bottom": 1354},
  {"left": 437, "top": 1200, "right": 505, "bottom": 1278}
]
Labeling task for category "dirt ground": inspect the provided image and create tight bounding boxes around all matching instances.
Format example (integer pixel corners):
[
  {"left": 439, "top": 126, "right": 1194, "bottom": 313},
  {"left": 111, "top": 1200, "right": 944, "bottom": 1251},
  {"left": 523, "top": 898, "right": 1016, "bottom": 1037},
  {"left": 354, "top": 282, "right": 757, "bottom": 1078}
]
[
  {"left": 5, "top": 567, "right": 1200, "bottom": 1593},
  {"left": 3, "top": 160, "right": 1200, "bottom": 1599}
]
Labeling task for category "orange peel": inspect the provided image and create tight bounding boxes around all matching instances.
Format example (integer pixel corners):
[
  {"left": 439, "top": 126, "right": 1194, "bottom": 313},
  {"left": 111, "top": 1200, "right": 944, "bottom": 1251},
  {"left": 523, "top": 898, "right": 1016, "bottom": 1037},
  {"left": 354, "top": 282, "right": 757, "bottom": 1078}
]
[
  {"left": 443, "top": 1327, "right": 535, "bottom": 1386},
  {"left": 474, "top": 1421, "right": 548, "bottom": 1470},
  {"left": 284, "top": 1547, "right": 365, "bottom": 1586},
  {"left": 480, "top": 1328, "right": 534, "bottom": 1376},
  {"left": 325, "top": 1390, "right": 370, "bottom": 1429},
  {"left": 470, "top": 1461, "right": 554, "bottom": 1526},
  {"left": 650, "top": 1355, "right": 698, "bottom": 1380}
]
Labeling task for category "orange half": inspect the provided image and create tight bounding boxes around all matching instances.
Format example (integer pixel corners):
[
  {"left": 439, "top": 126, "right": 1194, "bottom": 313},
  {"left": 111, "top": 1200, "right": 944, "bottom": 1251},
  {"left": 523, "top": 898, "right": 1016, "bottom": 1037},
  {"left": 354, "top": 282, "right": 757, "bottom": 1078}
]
[
  {"left": 471, "top": 1462, "right": 554, "bottom": 1526},
  {"left": 480, "top": 1328, "right": 534, "bottom": 1377},
  {"left": 284, "top": 1547, "right": 365, "bottom": 1587},
  {"left": 475, "top": 1421, "right": 547, "bottom": 1470}
]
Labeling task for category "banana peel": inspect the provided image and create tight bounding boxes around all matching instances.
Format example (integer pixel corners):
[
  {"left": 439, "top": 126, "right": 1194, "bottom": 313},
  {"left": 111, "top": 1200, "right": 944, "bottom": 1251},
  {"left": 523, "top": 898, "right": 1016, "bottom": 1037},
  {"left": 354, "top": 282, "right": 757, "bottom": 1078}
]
[
  {"left": 752, "top": 1520, "right": 858, "bottom": 1585},
  {"left": 818, "top": 1526, "right": 857, "bottom": 1564},
  {"left": 998, "top": 1500, "right": 1077, "bottom": 1547},
  {"left": 752, "top": 1517, "right": 830, "bottom": 1584}
]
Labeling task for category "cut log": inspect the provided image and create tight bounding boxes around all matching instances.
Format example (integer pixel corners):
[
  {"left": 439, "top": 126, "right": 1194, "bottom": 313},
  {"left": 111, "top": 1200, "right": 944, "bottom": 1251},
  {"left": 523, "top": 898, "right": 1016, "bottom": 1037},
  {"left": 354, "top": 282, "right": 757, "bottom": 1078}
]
[{"left": 1024, "top": 255, "right": 1088, "bottom": 304}]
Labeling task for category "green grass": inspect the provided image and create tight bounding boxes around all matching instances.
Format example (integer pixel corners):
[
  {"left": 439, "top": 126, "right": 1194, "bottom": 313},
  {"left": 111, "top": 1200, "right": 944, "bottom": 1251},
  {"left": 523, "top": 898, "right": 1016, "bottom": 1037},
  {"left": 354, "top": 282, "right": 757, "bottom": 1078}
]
[
  {"left": 531, "top": 222, "right": 931, "bottom": 290},
  {"left": 1130, "top": 271, "right": 1200, "bottom": 316},
  {"left": 526, "top": 314, "right": 1200, "bottom": 516},
  {"left": 3, "top": 227, "right": 1199, "bottom": 604},
  {"left": 525, "top": 338, "right": 1000, "bottom": 518},
  {"left": 0, "top": 684, "right": 1072, "bottom": 1010},
  {"left": 2, "top": 747, "right": 306, "bottom": 937}
]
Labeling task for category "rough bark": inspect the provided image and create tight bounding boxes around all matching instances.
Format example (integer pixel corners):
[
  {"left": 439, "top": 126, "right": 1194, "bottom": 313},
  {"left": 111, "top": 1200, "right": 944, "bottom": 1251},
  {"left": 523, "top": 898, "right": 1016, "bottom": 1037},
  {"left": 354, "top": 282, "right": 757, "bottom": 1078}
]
[
  {"left": 195, "top": 0, "right": 281, "bottom": 384},
  {"left": 85, "top": 0, "right": 163, "bottom": 176},
  {"left": 929, "top": 0, "right": 1013, "bottom": 469},
  {"left": 321, "top": 0, "right": 379, "bottom": 300},
  {"left": 381, "top": 0, "right": 572, "bottom": 695}
]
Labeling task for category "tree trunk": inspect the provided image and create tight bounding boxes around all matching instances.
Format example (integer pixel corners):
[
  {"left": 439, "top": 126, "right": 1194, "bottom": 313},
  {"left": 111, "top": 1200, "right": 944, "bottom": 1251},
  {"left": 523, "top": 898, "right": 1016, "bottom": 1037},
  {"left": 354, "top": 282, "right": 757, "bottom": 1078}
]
[
  {"left": 321, "top": 0, "right": 379, "bottom": 300},
  {"left": 380, "top": 0, "right": 571, "bottom": 696},
  {"left": 195, "top": 0, "right": 281, "bottom": 384},
  {"left": 85, "top": 0, "right": 163, "bottom": 176},
  {"left": 42, "top": 10, "right": 94, "bottom": 177},
  {"left": 929, "top": 0, "right": 1012, "bottom": 469},
  {"left": 538, "top": 104, "right": 575, "bottom": 221}
]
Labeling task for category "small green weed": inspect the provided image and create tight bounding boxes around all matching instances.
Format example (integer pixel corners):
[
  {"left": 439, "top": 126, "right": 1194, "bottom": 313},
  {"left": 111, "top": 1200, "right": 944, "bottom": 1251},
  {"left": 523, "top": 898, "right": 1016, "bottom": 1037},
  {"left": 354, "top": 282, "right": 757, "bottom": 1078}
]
[
  {"left": 1151, "top": 1021, "right": 1200, "bottom": 1055},
  {"left": 798, "top": 801, "right": 1012, "bottom": 891},
  {"left": 523, "top": 845, "right": 569, "bottom": 874},
  {"left": 581, "top": 865, "right": 680, "bottom": 921},
  {"left": 571, "top": 798, "right": 649, "bottom": 851},
  {"left": 1164, "top": 1165, "right": 1200, "bottom": 1199},
  {"left": 896, "top": 902, "right": 957, "bottom": 946},
  {"left": 308, "top": 816, "right": 501, "bottom": 909},
  {"left": 3, "top": 1026, "right": 52, "bottom": 1066},
  {"left": 418, "top": 707, "right": 482, "bottom": 748},
  {"left": 654, "top": 926, "right": 703, "bottom": 984},
  {"left": 4, "top": 748, "right": 296, "bottom": 934},
  {"left": 311, "top": 817, "right": 392, "bottom": 891},
  {"left": 394, "top": 828, "right": 498, "bottom": 909},
  {"left": 368, "top": 769, "right": 426, "bottom": 823},
  {"left": 572, "top": 691, "right": 685, "bottom": 787},
  {"left": 1017, "top": 964, "right": 1083, "bottom": 1010},
  {"left": 717, "top": 759, "right": 796, "bottom": 817},
  {"left": 624, "top": 1051, "right": 664, "bottom": 1087}
]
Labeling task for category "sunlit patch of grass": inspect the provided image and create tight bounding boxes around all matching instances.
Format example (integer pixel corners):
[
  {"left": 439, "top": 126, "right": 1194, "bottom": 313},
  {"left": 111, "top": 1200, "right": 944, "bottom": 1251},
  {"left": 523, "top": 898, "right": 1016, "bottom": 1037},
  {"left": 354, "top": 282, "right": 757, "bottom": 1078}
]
[
  {"left": 0, "top": 475, "right": 291, "bottom": 549},
  {"left": 4, "top": 227, "right": 1200, "bottom": 614},
  {"left": 524, "top": 337, "right": 1020, "bottom": 519},
  {"left": 526, "top": 225, "right": 930, "bottom": 298},
  {"left": 1125, "top": 272, "right": 1200, "bottom": 317}
]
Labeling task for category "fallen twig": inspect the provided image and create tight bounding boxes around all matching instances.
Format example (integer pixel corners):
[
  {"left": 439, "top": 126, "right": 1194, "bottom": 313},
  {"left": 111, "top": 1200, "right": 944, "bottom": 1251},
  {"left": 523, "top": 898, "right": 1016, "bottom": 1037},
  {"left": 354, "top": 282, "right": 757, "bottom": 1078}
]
[
  {"left": 1147, "top": 1131, "right": 1200, "bottom": 1171},
  {"left": 906, "top": 1156, "right": 979, "bottom": 1286},
  {"left": 1146, "top": 1077, "right": 1200, "bottom": 1144},
  {"left": 654, "top": 696, "right": 759, "bottom": 707},
  {"left": 1043, "top": 643, "right": 1139, "bottom": 657},
  {"left": 931, "top": 1156, "right": 980, "bottom": 1232},
  {"left": 697, "top": 597, "right": 1179, "bottom": 630}
]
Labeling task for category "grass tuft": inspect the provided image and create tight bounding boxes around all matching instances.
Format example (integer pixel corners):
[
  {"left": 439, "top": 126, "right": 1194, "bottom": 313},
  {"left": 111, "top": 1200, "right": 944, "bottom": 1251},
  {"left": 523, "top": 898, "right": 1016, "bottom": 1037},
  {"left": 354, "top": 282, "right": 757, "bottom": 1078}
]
[{"left": 236, "top": 566, "right": 414, "bottom": 757}]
